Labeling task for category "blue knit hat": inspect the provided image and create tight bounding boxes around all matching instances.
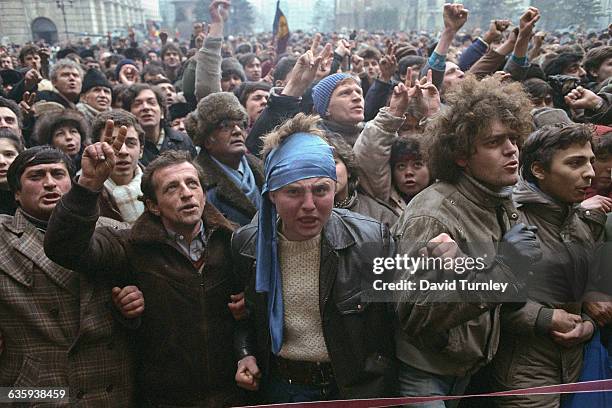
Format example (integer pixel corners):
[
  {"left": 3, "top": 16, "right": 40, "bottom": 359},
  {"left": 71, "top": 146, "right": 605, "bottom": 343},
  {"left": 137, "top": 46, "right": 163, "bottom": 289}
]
[{"left": 312, "top": 73, "right": 353, "bottom": 117}]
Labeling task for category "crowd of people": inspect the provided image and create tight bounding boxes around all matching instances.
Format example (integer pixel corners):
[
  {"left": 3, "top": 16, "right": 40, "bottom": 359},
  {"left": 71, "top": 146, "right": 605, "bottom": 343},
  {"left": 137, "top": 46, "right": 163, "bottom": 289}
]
[{"left": 0, "top": 0, "right": 611, "bottom": 407}]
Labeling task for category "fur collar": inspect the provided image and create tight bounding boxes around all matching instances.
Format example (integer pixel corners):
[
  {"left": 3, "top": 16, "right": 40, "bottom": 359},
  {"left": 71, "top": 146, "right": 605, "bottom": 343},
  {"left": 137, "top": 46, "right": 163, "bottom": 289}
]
[
  {"left": 129, "top": 202, "right": 235, "bottom": 245},
  {"left": 196, "top": 150, "right": 264, "bottom": 218}
]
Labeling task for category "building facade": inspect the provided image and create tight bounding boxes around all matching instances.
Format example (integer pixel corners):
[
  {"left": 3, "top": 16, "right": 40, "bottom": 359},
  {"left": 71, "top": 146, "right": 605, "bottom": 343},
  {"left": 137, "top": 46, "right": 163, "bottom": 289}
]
[
  {"left": 0, "top": 0, "right": 147, "bottom": 45},
  {"left": 334, "top": 0, "right": 444, "bottom": 32}
]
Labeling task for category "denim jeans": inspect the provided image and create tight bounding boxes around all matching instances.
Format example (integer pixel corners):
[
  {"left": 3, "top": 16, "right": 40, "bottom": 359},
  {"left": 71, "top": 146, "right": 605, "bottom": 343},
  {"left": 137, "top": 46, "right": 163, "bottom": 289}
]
[
  {"left": 262, "top": 369, "right": 339, "bottom": 403},
  {"left": 398, "top": 360, "right": 470, "bottom": 408}
]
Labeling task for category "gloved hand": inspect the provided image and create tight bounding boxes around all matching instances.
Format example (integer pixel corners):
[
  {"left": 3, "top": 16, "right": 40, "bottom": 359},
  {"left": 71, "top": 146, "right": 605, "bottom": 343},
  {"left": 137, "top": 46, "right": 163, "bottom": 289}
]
[{"left": 499, "top": 223, "right": 542, "bottom": 264}]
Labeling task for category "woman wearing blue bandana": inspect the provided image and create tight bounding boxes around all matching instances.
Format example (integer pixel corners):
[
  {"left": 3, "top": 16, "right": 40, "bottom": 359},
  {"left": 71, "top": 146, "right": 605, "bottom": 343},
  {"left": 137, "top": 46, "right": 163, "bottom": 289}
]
[{"left": 232, "top": 114, "right": 397, "bottom": 403}]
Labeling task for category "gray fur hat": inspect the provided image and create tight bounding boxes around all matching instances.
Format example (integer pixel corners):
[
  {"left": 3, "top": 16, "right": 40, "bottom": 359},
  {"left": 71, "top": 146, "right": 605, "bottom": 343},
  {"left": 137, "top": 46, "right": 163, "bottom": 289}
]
[{"left": 185, "top": 92, "right": 248, "bottom": 147}]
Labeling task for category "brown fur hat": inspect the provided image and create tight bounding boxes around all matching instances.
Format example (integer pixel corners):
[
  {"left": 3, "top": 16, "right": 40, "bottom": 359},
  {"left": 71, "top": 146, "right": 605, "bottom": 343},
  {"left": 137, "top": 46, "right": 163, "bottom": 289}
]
[
  {"left": 33, "top": 109, "right": 89, "bottom": 146},
  {"left": 184, "top": 92, "right": 247, "bottom": 147}
]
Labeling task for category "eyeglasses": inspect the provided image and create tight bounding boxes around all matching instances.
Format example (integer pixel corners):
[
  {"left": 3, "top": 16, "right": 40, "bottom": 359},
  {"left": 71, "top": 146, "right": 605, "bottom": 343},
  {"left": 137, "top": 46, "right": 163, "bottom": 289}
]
[{"left": 216, "top": 119, "right": 247, "bottom": 131}]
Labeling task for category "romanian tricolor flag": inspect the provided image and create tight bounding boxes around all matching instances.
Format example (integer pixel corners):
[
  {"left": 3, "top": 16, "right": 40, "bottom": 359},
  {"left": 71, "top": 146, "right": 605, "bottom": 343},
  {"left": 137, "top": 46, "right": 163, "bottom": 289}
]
[{"left": 272, "top": 1, "right": 289, "bottom": 55}]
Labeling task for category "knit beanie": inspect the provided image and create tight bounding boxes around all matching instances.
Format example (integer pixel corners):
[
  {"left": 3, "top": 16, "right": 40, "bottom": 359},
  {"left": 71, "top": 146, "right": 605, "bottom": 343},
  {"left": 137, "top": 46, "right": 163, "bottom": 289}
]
[
  {"left": 168, "top": 102, "right": 190, "bottom": 121},
  {"left": 184, "top": 92, "right": 247, "bottom": 146},
  {"left": 312, "top": 73, "right": 353, "bottom": 116},
  {"left": 81, "top": 68, "right": 112, "bottom": 94},
  {"left": 0, "top": 69, "right": 23, "bottom": 87},
  {"left": 221, "top": 58, "right": 246, "bottom": 81}
]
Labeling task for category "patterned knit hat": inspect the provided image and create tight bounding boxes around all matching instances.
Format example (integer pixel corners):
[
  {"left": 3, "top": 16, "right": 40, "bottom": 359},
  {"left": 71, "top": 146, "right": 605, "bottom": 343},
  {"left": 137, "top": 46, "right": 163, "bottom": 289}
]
[{"left": 312, "top": 73, "right": 353, "bottom": 117}]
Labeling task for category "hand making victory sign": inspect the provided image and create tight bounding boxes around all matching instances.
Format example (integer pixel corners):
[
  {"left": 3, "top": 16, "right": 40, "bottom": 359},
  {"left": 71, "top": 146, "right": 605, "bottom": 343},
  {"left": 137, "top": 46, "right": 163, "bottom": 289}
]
[{"left": 78, "top": 120, "right": 128, "bottom": 191}]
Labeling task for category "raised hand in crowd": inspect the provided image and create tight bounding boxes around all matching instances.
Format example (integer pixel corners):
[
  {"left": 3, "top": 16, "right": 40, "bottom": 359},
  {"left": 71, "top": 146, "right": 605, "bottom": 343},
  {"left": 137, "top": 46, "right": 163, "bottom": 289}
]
[
  {"left": 389, "top": 67, "right": 441, "bottom": 119},
  {"left": 519, "top": 7, "right": 541, "bottom": 35},
  {"left": 79, "top": 120, "right": 128, "bottom": 191},
  {"left": 19, "top": 91, "right": 36, "bottom": 118},
  {"left": 192, "top": 21, "right": 208, "bottom": 48},
  {"left": 112, "top": 286, "right": 145, "bottom": 319},
  {"left": 24, "top": 67, "right": 42, "bottom": 90},
  {"left": 282, "top": 34, "right": 332, "bottom": 97},
  {"left": 442, "top": 3, "right": 469, "bottom": 34},
  {"left": 334, "top": 38, "right": 351, "bottom": 59},
  {"left": 515, "top": 7, "right": 540, "bottom": 58},
  {"left": 262, "top": 67, "right": 274, "bottom": 84},
  {"left": 335, "top": 38, "right": 353, "bottom": 72},
  {"left": 316, "top": 56, "right": 333, "bottom": 81},
  {"left": 195, "top": 32, "right": 206, "bottom": 49},
  {"left": 483, "top": 19, "right": 512, "bottom": 45},
  {"left": 388, "top": 67, "right": 420, "bottom": 117},
  {"left": 565, "top": 86, "right": 606, "bottom": 111},
  {"left": 430, "top": 2, "right": 469, "bottom": 71},
  {"left": 529, "top": 31, "right": 547, "bottom": 60},
  {"left": 495, "top": 26, "right": 519, "bottom": 56},
  {"left": 209, "top": 0, "right": 231, "bottom": 38},
  {"left": 418, "top": 69, "right": 441, "bottom": 117},
  {"left": 118, "top": 63, "right": 139, "bottom": 85},
  {"left": 351, "top": 53, "right": 364, "bottom": 76},
  {"left": 378, "top": 42, "right": 397, "bottom": 83}
]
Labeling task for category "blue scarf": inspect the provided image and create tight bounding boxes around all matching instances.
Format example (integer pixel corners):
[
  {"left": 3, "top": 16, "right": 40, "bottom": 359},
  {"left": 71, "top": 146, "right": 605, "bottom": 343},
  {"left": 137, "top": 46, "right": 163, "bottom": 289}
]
[
  {"left": 256, "top": 132, "right": 336, "bottom": 354},
  {"left": 211, "top": 155, "right": 262, "bottom": 210}
]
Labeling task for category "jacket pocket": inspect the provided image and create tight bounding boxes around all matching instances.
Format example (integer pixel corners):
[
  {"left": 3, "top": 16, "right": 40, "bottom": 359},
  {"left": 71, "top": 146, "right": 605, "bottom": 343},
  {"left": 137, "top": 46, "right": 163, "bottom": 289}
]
[
  {"left": 440, "top": 315, "right": 490, "bottom": 364},
  {"left": 335, "top": 291, "right": 369, "bottom": 315},
  {"left": 13, "top": 355, "right": 40, "bottom": 387}
]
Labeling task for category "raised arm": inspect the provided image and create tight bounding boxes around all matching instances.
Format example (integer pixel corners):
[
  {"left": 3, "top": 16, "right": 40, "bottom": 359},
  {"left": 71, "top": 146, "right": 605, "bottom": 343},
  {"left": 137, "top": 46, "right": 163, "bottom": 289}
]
[
  {"left": 195, "top": 0, "right": 230, "bottom": 101},
  {"left": 45, "top": 121, "right": 131, "bottom": 278},
  {"left": 504, "top": 7, "right": 540, "bottom": 81},
  {"left": 421, "top": 3, "right": 468, "bottom": 91}
]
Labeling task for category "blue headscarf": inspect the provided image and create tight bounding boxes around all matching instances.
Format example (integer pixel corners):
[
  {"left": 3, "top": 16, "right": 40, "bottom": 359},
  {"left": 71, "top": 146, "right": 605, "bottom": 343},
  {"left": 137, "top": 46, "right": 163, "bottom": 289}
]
[{"left": 256, "top": 132, "right": 336, "bottom": 355}]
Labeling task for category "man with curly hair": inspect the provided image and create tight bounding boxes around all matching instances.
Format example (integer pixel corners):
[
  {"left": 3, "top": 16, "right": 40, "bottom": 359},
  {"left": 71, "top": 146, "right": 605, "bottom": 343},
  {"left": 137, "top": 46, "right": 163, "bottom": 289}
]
[{"left": 392, "top": 76, "right": 542, "bottom": 406}]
